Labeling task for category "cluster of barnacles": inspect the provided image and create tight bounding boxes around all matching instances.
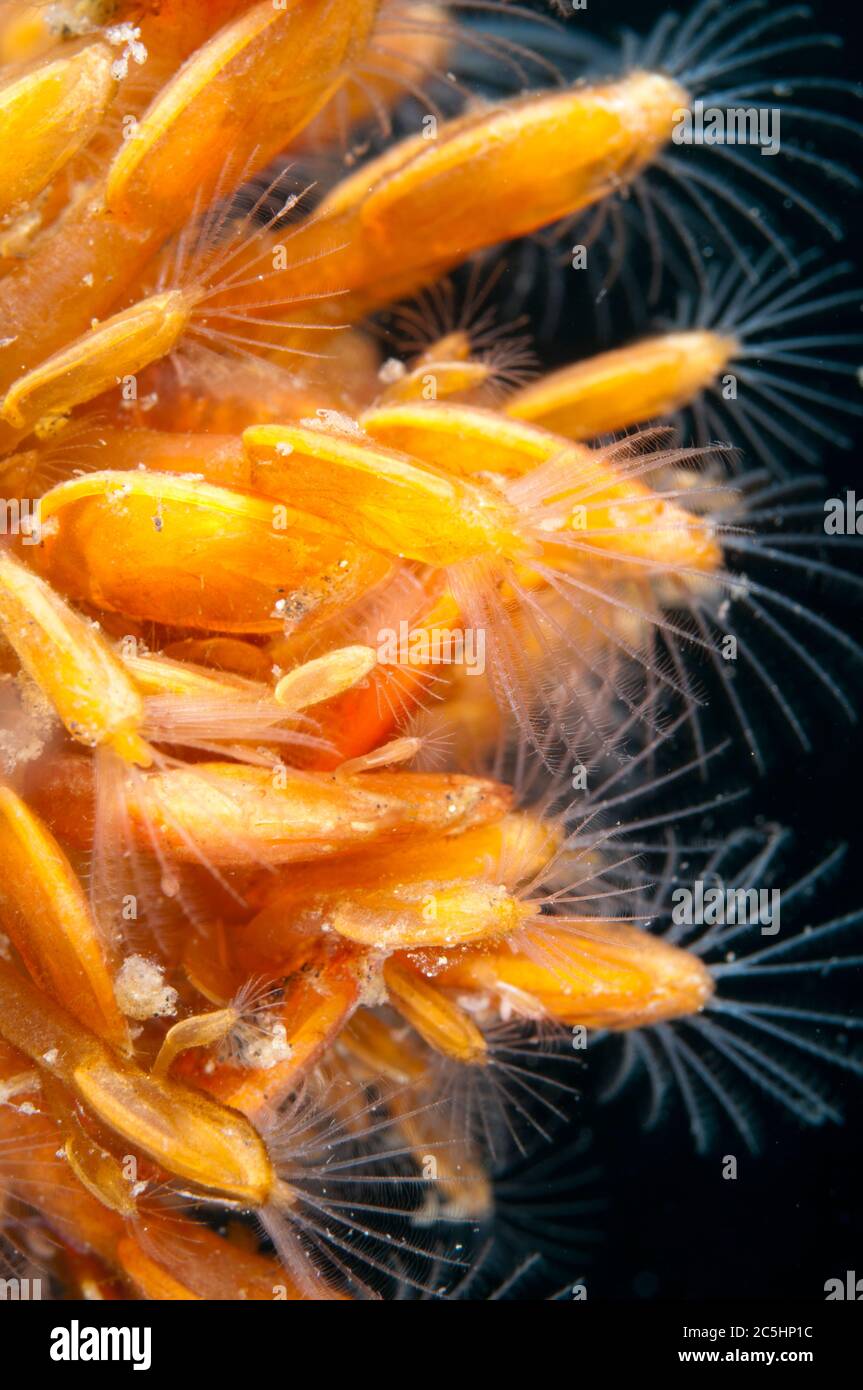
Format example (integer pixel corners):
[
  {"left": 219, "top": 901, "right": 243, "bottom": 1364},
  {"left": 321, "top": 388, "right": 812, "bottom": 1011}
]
[{"left": 0, "top": 0, "right": 860, "bottom": 1300}]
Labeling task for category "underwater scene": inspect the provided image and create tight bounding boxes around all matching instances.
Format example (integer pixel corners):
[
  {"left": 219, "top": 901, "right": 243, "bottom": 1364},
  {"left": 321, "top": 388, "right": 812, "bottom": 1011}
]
[{"left": 0, "top": 0, "right": 860, "bottom": 1352}]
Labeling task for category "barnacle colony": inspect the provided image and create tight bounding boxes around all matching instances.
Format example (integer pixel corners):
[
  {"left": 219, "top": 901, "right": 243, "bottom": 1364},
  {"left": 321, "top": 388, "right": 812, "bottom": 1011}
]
[{"left": 0, "top": 0, "right": 860, "bottom": 1302}]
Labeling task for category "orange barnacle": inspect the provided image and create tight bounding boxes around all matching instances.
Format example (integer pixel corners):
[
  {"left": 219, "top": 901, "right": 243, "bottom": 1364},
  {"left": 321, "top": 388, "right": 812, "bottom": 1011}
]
[
  {"left": 150, "top": 1007, "right": 248, "bottom": 1084},
  {"left": 152, "top": 956, "right": 352, "bottom": 1094},
  {"left": 380, "top": 359, "right": 492, "bottom": 408},
  {"left": 0, "top": 205, "right": 348, "bottom": 433},
  {"left": 0, "top": 289, "right": 192, "bottom": 433},
  {"left": 0, "top": 955, "right": 275, "bottom": 1204},
  {"left": 242, "top": 421, "right": 527, "bottom": 566},
  {"left": 434, "top": 920, "right": 716, "bottom": 1031},
  {"left": 0, "top": 192, "right": 167, "bottom": 442},
  {"left": 119, "top": 763, "right": 513, "bottom": 868},
  {"left": 0, "top": 549, "right": 350, "bottom": 879},
  {"left": 336, "top": 735, "right": 425, "bottom": 777},
  {"left": 236, "top": 825, "right": 533, "bottom": 955},
  {"left": 103, "top": 0, "right": 382, "bottom": 226},
  {"left": 0, "top": 1, "right": 383, "bottom": 440},
  {"left": 352, "top": 73, "right": 688, "bottom": 265},
  {"left": 0, "top": 39, "right": 116, "bottom": 222},
  {"left": 231, "top": 71, "right": 691, "bottom": 343},
  {"left": 87, "top": 320, "right": 383, "bottom": 432},
  {"left": 273, "top": 644, "right": 379, "bottom": 714},
  {"left": 30, "top": 470, "right": 393, "bottom": 634},
  {"left": 239, "top": 410, "right": 725, "bottom": 756},
  {"left": 0, "top": 785, "right": 130, "bottom": 1050},
  {"left": 0, "top": 146, "right": 385, "bottom": 434},
  {"left": 383, "top": 956, "right": 488, "bottom": 1065},
  {"left": 242, "top": 811, "right": 563, "bottom": 920},
  {"left": 0, "top": 954, "right": 456, "bottom": 1296},
  {"left": 376, "top": 326, "right": 496, "bottom": 407},
  {"left": 23, "top": 748, "right": 512, "bottom": 866},
  {"left": 347, "top": 76, "right": 673, "bottom": 272},
  {"left": 242, "top": 874, "right": 524, "bottom": 954},
  {"left": 376, "top": 299, "right": 537, "bottom": 411},
  {"left": 0, "top": 548, "right": 151, "bottom": 764},
  {"left": 505, "top": 332, "right": 739, "bottom": 441},
  {"left": 361, "top": 400, "right": 725, "bottom": 573},
  {"left": 325, "top": 879, "right": 527, "bottom": 951},
  {"left": 0, "top": 1065, "right": 315, "bottom": 1299},
  {"left": 361, "top": 399, "right": 575, "bottom": 477}
]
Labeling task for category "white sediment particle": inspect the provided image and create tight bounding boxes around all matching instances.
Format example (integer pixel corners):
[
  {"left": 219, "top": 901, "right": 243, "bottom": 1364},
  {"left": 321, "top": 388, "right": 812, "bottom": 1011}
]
[
  {"left": 378, "top": 357, "right": 407, "bottom": 385},
  {"left": 354, "top": 954, "right": 388, "bottom": 1008},
  {"left": 0, "top": 1070, "right": 39, "bottom": 1105},
  {"left": 45, "top": 4, "right": 97, "bottom": 37},
  {"left": 106, "top": 23, "right": 148, "bottom": 81},
  {"left": 0, "top": 674, "right": 57, "bottom": 774},
  {"left": 300, "top": 409, "right": 365, "bottom": 437},
  {"left": 114, "top": 955, "right": 178, "bottom": 1020},
  {"left": 235, "top": 1021, "right": 293, "bottom": 1070}
]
